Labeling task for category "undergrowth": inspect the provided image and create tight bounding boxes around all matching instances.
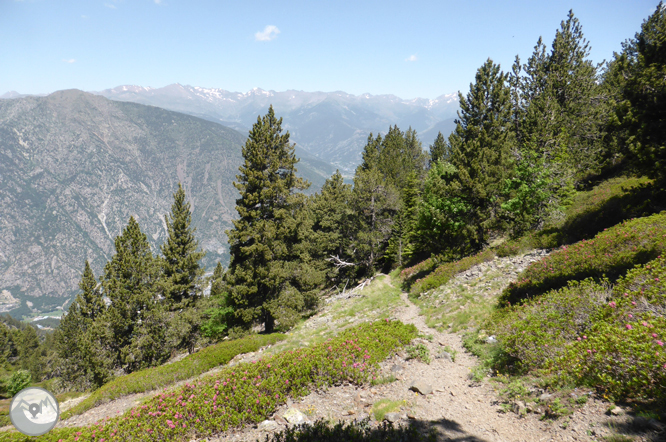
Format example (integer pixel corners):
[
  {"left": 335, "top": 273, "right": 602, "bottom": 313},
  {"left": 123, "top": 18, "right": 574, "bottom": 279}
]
[
  {"left": 0, "top": 320, "right": 417, "bottom": 442},
  {"left": 61, "top": 333, "right": 286, "bottom": 420}
]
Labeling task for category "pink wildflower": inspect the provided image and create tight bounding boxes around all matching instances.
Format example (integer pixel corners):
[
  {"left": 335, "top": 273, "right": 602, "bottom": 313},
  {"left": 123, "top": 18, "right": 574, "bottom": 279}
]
[
  {"left": 626, "top": 324, "right": 633, "bottom": 330},
  {"left": 609, "top": 301, "right": 616, "bottom": 308}
]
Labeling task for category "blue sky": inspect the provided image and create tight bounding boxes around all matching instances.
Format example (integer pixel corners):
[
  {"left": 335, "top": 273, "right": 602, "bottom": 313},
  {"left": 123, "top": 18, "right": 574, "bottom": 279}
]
[{"left": 1, "top": 0, "right": 660, "bottom": 99}]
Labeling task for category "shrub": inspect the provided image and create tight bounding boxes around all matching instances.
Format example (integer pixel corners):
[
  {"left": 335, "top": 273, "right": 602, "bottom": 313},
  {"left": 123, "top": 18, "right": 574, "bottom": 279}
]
[
  {"left": 261, "top": 419, "right": 437, "bottom": 442},
  {"left": 62, "top": 333, "right": 286, "bottom": 419},
  {"left": 1, "top": 320, "right": 417, "bottom": 442},
  {"left": 405, "top": 344, "right": 430, "bottom": 364},
  {"left": 558, "top": 256, "right": 666, "bottom": 401},
  {"left": 500, "top": 212, "right": 666, "bottom": 306},
  {"left": 409, "top": 249, "right": 495, "bottom": 296},
  {"left": 5, "top": 370, "right": 31, "bottom": 397},
  {"left": 492, "top": 278, "right": 611, "bottom": 370}
]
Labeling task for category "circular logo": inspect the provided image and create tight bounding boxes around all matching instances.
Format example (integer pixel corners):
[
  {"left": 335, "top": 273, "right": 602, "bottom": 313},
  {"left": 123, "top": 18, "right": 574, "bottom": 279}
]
[{"left": 9, "top": 387, "right": 60, "bottom": 436}]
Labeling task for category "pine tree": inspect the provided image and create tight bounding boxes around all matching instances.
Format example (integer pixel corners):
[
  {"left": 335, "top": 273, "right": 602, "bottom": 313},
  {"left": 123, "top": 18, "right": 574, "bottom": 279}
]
[
  {"left": 160, "top": 183, "right": 205, "bottom": 310},
  {"left": 101, "top": 216, "right": 165, "bottom": 372},
  {"left": 225, "top": 106, "right": 316, "bottom": 334},
  {"left": 448, "top": 58, "right": 515, "bottom": 250},
  {"left": 429, "top": 132, "right": 450, "bottom": 166},
  {"left": 612, "top": 3, "right": 666, "bottom": 184},
  {"left": 311, "top": 170, "right": 356, "bottom": 282},
  {"left": 350, "top": 167, "right": 400, "bottom": 272},
  {"left": 77, "top": 261, "right": 105, "bottom": 322},
  {"left": 202, "top": 262, "right": 233, "bottom": 338}
]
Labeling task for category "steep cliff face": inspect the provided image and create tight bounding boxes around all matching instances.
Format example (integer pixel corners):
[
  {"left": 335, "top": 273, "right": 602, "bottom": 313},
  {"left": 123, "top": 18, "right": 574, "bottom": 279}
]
[{"left": 0, "top": 90, "right": 256, "bottom": 317}]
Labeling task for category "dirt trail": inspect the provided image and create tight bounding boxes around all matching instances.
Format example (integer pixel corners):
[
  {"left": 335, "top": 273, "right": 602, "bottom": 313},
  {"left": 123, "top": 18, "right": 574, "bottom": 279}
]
[{"left": 7, "top": 254, "right": 656, "bottom": 441}]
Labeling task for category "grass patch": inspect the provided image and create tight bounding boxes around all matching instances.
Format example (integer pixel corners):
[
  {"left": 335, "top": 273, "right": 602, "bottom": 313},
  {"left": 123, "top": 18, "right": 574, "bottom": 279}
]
[
  {"left": 60, "top": 333, "right": 286, "bottom": 420},
  {"left": 372, "top": 398, "right": 407, "bottom": 421},
  {"left": 404, "top": 343, "right": 430, "bottom": 364},
  {"left": 500, "top": 212, "right": 666, "bottom": 306},
  {"left": 405, "top": 249, "right": 496, "bottom": 297},
  {"left": 0, "top": 320, "right": 417, "bottom": 442}
]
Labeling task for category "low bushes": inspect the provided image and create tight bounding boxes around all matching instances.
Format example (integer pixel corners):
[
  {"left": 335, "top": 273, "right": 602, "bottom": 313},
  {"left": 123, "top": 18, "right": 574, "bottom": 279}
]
[
  {"left": 0, "top": 320, "right": 417, "bottom": 442},
  {"left": 500, "top": 212, "right": 666, "bottom": 306},
  {"left": 491, "top": 255, "right": 666, "bottom": 402},
  {"left": 62, "top": 333, "right": 286, "bottom": 419},
  {"left": 407, "top": 249, "right": 496, "bottom": 296}
]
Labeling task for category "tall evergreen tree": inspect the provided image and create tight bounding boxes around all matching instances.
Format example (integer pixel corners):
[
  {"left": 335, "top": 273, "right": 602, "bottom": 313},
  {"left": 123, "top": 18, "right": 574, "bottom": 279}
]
[
  {"left": 101, "top": 216, "right": 166, "bottom": 372},
  {"left": 225, "top": 106, "right": 318, "bottom": 333},
  {"left": 160, "top": 183, "right": 205, "bottom": 310},
  {"left": 311, "top": 170, "right": 356, "bottom": 282},
  {"left": 611, "top": 3, "right": 666, "bottom": 184},
  {"left": 448, "top": 58, "right": 515, "bottom": 250},
  {"left": 429, "top": 132, "right": 450, "bottom": 166},
  {"left": 77, "top": 260, "right": 105, "bottom": 322}
]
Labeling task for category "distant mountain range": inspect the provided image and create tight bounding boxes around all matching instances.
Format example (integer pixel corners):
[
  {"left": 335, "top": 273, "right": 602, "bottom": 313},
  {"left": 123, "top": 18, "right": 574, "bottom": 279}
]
[
  {"left": 90, "top": 85, "right": 460, "bottom": 173},
  {"left": 0, "top": 90, "right": 335, "bottom": 319}
]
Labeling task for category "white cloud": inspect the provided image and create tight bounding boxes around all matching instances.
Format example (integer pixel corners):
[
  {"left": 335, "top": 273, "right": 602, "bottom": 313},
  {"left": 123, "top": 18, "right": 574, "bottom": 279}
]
[
  {"left": 255, "top": 25, "right": 280, "bottom": 42},
  {"left": 405, "top": 54, "right": 418, "bottom": 62},
  {"left": 104, "top": 3, "right": 116, "bottom": 9},
  {"left": 62, "top": 59, "right": 76, "bottom": 63},
  {"left": 154, "top": 0, "right": 162, "bottom": 4}
]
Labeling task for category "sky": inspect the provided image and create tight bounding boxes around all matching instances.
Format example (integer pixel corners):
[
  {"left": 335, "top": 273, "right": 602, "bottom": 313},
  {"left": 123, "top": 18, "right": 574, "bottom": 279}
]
[{"left": 0, "top": 0, "right": 661, "bottom": 100}]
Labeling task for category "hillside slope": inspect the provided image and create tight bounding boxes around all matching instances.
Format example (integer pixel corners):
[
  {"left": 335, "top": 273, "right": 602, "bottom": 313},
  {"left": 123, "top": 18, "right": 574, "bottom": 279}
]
[{"left": 0, "top": 90, "right": 329, "bottom": 318}]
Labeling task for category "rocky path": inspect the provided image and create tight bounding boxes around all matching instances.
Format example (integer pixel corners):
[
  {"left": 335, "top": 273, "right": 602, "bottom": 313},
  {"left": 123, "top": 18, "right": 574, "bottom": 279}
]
[{"left": 6, "top": 253, "right": 658, "bottom": 441}]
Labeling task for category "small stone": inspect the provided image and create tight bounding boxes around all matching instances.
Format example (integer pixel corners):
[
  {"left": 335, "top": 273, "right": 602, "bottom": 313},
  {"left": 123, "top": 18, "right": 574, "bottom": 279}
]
[
  {"left": 634, "top": 416, "right": 649, "bottom": 429},
  {"left": 384, "top": 412, "right": 401, "bottom": 423},
  {"left": 450, "top": 391, "right": 456, "bottom": 396},
  {"left": 344, "top": 410, "right": 356, "bottom": 416},
  {"left": 609, "top": 406, "right": 623, "bottom": 416},
  {"left": 283, "top": 408, "right": 306, "bottom": 425},
  {"left": 513, "top": 401, "right": 527, "bottom": 417},
  {"left": 437, "top": 351, "right": 452, "bottom": 362},
  {"left": 355, "top": 412, "right": 370, "bottom": 421},
  {"left": 539, "top": 393, "right": 553, "bottom": 402},
  {"left": 258, "top": 420, "right": 278, "bottom": 431},
  {"left": 407, "top": 413, "right": 416, "bottom": 419},
  {"left": 390, "top": 364, "right": 404, "bottom": 374},
  {"left": 486, "top": 336, "right": 497, "bottom": 344},
  {"left": 274, "top": 415, "right": 287, "bottom": 425},
  {"left": 409, "top": 380, "right": 433, "bottom": 395}
]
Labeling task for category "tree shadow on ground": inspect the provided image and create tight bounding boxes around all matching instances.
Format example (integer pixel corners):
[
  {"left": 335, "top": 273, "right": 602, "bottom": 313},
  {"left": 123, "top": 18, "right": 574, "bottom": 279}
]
[
  {"left": 598, "top": 413, "right": 666, "bottom": 442},
  {"left": 259, "top": 417, "right": 490, "bottom": 442}
]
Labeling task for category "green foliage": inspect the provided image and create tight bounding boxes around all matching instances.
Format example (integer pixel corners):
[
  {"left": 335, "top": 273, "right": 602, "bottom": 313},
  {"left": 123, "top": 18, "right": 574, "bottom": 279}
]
[
  {"left": 260, "top": 419, "right": 437, "bottom": 442},
  {"left": 500, "top": 212, "right": 666, "bottom": 306},
  {"left": 557, "top": 256, "right": 666, "bottom": 401},
  {"left": 61, "top": 333, "right": 285, "bottom": 420},
  {"left": 102, "top": 216, "right": 166, "bottom": 372},
  {"left": 160, "top": 182, "right": 206, "bottom": 310},
  {"left": 5, "top": 370, "right": 31, "bottom": 396},
  {"left": 412, "top": 161, "right": 471, "bottom": 258},
  {"left": 492, "top": 278, "right": 612, "bottom": 370},
  {"left": 405, "top": 343, "right": 431, "bottom": 364},
  {"left": 610, "top": 3, "right": 666, "bottom": 185},
  {"left": 406, "top": 249, "right": 496, "bottom": 296},
  {"left": 3, "top": 320, "right": 417, "bottom": 442},
  {"left": 448, "top": 58, "right": 515, "bottom": 251},
  {"left": 372, "top": 398, "right": 406, "bottom": 421},
  {"left": 225, "top": 106, "right": 322, "bottom": 334},
  {"left": 201, "top": 262, "right": 234, "bottom": 338},
  {"left": 428, "top": 131, "right": 450, "bottom": 165}
]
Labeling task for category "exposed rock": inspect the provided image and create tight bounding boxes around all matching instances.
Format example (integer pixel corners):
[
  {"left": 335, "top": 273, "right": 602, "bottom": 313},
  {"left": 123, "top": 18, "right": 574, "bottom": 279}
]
[
  {"left": 390, "top": 364, "right": 404, "bottom": 374},
  {"left": 384, "top": 412, "right": 402, "bottom": 423},
  {"left": 512, "top": 401, "right": 527, "bottom": 416},
  {"left": 437, "top": 350, "right": 452, "bottom": 362},
  {"left": 539, "top": 393, "right": 553, "bottom": 402},
  {"left": 609, "top": 406, "right": 623, "bottom": 416},
  {"left": 647, "top": 419, "right": 665, "bottom": 432},
  {"left": 258, "top": 420, "right": 278, "bottom": 431},
  {"left": 283, "top": 408, "right": 306, "bottom": 425},
  {"left": 409, "top": 381, "right": 433, "bottom": 395}
]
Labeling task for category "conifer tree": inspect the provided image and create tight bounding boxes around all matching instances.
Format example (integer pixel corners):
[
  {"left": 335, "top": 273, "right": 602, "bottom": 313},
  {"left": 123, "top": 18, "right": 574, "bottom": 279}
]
[
  {"left": 311, "top": 171, "right": 356, "bottom": 281},
  {"left": 101, "top": 216, "right": 166, "bottom": 371},
  {"left": 77, "top": 260, "right": 105, "bottom": 322},
  {"left": 448, "top": 58, "right": 515, "bottom": 250},
  {"left": 202, "top": 262, "right": 233, "bottom": 338},
  {"left": 225, "top": 106, "right": 316, "bottom": 333},
  {"left": 160, "top": 183, "right": 205, "bottom": 310},
  {"left": 611, "top": 3, "right": 666, "bottom": 184},
  {"left": 429, "top": 132, "right": 450, "bottom": 166}
]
